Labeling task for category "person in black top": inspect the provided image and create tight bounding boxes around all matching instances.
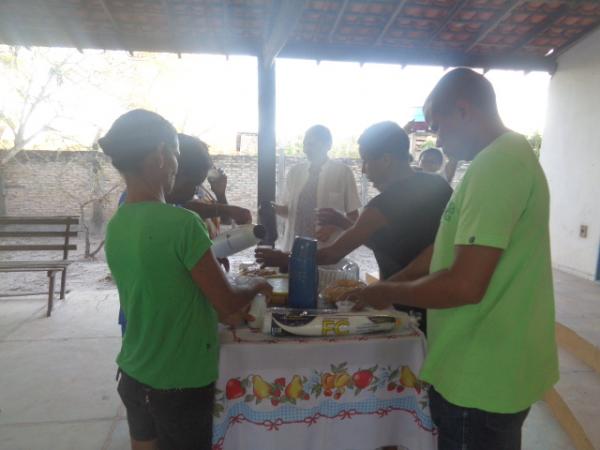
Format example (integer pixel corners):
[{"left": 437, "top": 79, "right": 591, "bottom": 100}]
[{"left": 256, "top": 121, "right": 452, "bottom": 333}]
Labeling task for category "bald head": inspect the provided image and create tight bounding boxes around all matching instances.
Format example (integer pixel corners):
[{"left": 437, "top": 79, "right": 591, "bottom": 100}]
[
  {"left": 424, "top": 68, "right": 507, "bottom": 161},
  {"left": 425, "top": 68, "right": 500, "bottom": 119}
]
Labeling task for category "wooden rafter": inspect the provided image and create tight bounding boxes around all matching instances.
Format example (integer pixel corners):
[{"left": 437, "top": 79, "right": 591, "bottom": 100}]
[
  {"left": 97, "top": 0, "right": 133, "bottom": 55},
  {"left": 555, "top": 18, "right": 600, "bottom": 57},
  {"left": 428, "top": 0, "right": 471, "bottom": 44},
  {"left": 506, "top": 3, "right": 572, "bottom": 55},
  {"left": 374, "top": 0, "right": 410, "bottom": 46},
  {"left": 39, "top": 0, "right": 83, "bottom": 52},
  {"left": 328, "top": 0, "right": 351, "bottom": 42},
  {"left": 465, "top": 0, "right": 526, "bottom": 53},
  {"left": 262, "top": 0, "right": 308, "bottom": 67}
]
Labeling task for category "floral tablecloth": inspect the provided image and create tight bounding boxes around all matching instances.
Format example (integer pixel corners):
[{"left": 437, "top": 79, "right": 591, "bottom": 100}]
[{"left": 212, "top": 326, "right": 436, "bottom": 450}]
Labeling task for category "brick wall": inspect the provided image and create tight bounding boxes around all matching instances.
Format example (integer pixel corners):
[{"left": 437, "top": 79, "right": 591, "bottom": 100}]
[
  {"left": 2, "top": 150, "right": 123, "bottom": 233},
  {"left": 1, "top": 150, "right": 375, "bottom": 231}
]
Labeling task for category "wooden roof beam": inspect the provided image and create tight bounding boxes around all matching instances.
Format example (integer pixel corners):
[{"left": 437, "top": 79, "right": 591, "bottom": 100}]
[
  {"left": 98, "top": 0, "right": 133, "bottom": 54},
  {"left": 38, "top": 0, "right": 83, "bottom": 53},
  {"left": 428, "top": 0, "right": 470, "bottom": 44},
  {"left": 555, "top": 19, "right": 600, "bottom": 57},
  {"left": 328, "top": 0, "right": 351, "bottom": 43},
  {"left": 465, "top": 0, "right": 526, "bottom": 53},
  {"left": 280, "top": 41, "right": 556, "bottom": 72},
  {"left": 261, "top": 0, "right": 308, "bottom": 68},
  {"left": 374, "top": 0, "right": 410, "bottom": 46},
  {"left": 507, "top": 2, "right": 574, "bottom": 55},
  {"left": 159, "top": 0, "right": 180, "bottom": 54},
  {"left": 221, "top": 0, "right": 231, "bottom": 56}
]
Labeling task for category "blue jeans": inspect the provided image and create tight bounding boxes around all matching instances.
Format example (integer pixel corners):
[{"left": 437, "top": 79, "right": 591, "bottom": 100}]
[{"left": 429, "top": 387, "right": 530, "bottom": 450}]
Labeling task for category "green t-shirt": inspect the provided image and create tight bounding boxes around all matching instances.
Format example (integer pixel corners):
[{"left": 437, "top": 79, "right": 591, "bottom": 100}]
[
  {"left": 105, "top": 202, "right": 218, "bottom": 389},
  {"left": 421, "top": 131, "right": 559, "bottom": 413}
]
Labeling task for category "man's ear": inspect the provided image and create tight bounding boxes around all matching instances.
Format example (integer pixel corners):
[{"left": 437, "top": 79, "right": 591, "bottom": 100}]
[
  {"left": 455, "top": 99, "right": 471, "bottom": 120},
  {"left": 145, "top": 144, "right": 165, "bottom": 169},
  {"left": 156, "top": 143, "right": 167, "bottom": 169}
]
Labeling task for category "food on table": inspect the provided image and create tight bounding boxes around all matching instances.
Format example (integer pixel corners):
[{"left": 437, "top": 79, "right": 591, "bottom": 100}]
[
  {"left": 239, "top": 266, "right": 279, "bottom": 277},
  {"left": 321, "top": 279, "right": 367, "bottom": 303}
]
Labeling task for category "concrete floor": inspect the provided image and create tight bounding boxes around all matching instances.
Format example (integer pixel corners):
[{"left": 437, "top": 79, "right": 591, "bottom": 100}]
[
  {"left": 554, "top": 269, "right": 600, "bottom": 349},
  {"left": 0, "top": 254, "right": 587, "bottom": 450}
]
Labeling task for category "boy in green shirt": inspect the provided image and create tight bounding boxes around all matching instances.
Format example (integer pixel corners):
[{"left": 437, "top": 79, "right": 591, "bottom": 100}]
[
  {"left": 101, "top": 110, "right": 271, "bottom": 450},
  {"left": 348, "top": 68, "right": 558, "bottom": 449}
]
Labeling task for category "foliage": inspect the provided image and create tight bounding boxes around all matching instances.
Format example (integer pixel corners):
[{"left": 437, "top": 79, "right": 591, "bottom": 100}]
[{"left": 0, "top": 46, "right": 171, "bottom": 160}]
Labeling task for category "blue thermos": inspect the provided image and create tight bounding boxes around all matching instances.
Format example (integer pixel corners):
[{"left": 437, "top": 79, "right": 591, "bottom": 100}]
[{"left": 288, "top": 237, "right": 319, "bottom": 309}]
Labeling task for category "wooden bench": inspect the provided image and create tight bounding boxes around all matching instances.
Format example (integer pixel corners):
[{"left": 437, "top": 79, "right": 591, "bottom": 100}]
[{"left": 0, "top": 216, "right": 79, "bottom": 316}]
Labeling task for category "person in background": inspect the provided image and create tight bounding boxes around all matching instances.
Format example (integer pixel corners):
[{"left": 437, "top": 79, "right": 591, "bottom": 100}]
[
  {"left": 257, "top": 122, "right": 452, "bottom": 333},
  {"left": 166, "top": 134, "right": 252, "bottom": 240},
  {"left": 272, "top": 125, "right": 361, "bottom": 251},
  {"left": 417, "top": 147, "right": 460, "bottom": 185},
  {"left": 101, "top": 109, "right": 270, "bottom": 450},
  {"left": 345, "top": 68, "right": 558, "bottom": 450},
  {"left": 118, "top": 135, "right": 252, "bottom": 235},
  {"left": 418, "top": 147, "right": 444, "bottom": 174}
]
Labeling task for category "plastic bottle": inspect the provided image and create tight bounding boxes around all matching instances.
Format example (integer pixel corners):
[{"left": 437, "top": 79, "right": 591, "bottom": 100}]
[
  {"left": 211, "top": 224, "right": 266, "bottom": 258},
  {"left": 247, "top": 293, "right": 267, "bottom": 329},
  {"left": 288, "top": 236, "right": 319, "bottom": 309}
]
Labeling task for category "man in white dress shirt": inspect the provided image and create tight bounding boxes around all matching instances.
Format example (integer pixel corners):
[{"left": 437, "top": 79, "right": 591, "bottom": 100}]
[{"left": 273, "top": 125, "right": 361, "bottom": 252}]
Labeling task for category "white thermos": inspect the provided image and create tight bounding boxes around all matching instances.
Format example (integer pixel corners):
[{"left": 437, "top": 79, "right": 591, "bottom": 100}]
[{"left": 211, "top": 224, "right": 266, "bottom": 258}]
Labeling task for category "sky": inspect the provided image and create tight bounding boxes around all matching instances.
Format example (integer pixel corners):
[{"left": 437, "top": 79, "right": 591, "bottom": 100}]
[
  {"left": 276, "top": 59, "right": 550, "bottom": 144},
  {"left": 0, "top": 47, "right": 551, "bottom": 154}
]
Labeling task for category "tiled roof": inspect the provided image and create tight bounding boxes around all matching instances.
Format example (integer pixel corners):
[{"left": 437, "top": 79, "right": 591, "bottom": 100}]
[{"left": 1, "top": 0, "right": 598, "bottom": 71}]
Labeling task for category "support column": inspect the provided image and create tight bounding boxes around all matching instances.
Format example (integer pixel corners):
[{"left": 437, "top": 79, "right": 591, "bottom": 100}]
[{"left": 257, "top": 56, "right": 277, "bottom": 245}]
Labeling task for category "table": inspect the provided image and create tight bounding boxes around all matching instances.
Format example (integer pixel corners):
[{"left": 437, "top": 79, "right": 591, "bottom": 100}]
[{"left": 212, "top": 326, "right": 436, "bottom": 450}]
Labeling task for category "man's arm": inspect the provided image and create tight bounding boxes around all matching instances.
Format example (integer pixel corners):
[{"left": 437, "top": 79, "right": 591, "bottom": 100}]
[
  {"left": 316, "top": 208, "right": 360, "bottom": 232},
  {"left": 190, "top": 249, "right": 272, "bottom": 324},
  {"left": 208, "top": 170, "right": 231, "bottom": 224},
  {"left": 255, "top": 207, "right": 387, "bottom": 269},
  {"left": 354, "top": 245, "right": 502, "bottom": 310},
  {"left": 346, "top": 210, "right": 359, "bottom": 223},
  {"left": 183, "top": 199, "right": 252, "bottom": 225},
  {"left": 183, "top": 199, "right": 220, "bottom": 219},
  {"left": 317, "top": 207, "right": 387, "bottom": 265},
  {"left": 386, "top": 245, "right": 434, "bottom": 282}
]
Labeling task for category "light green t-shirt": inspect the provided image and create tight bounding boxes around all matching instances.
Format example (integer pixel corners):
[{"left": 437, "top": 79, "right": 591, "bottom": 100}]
[
  {"left": 105, "top": 202, "right": 218, "bottom": 389},
  {"left": 421, "top": 131, "right": 559, "bottom": 413}
]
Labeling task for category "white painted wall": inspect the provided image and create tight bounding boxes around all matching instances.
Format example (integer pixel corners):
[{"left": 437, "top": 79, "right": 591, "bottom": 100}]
[{"left": 541, "top": 28, "right": 600, "bottom": 280}]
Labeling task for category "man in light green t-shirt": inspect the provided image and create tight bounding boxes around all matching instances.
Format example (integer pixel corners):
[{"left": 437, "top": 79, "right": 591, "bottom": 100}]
[{"left": 349, "top": 68, "right": 558, "bottom": 449}]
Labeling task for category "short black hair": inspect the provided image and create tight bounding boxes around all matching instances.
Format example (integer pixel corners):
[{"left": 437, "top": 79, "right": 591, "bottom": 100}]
[
  {"left": 305, "top": 124, "right": 333, "bottom": 149},
  {"left": 177, "top": 134, "right": 212, "bottom": 181},
  {"left": 358, "top": 121, "right": 410, "bottom": 161},
  {"left": 425, "top": 68, "right": 499, "bottom": 118},
  {"left": 419, "top": 147, "right": 443, "bottom": 164},
  {"left": 98, "top": 109, "right": 177, "bottom": 173}
]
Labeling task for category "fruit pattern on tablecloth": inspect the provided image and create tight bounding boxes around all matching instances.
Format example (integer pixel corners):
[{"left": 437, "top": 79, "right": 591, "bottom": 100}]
[{"left": 214, "top": 362, "right": 428, "bottom": 418}]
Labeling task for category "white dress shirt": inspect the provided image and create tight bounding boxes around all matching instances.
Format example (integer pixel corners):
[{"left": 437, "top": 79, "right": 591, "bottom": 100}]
[{"left": 279, "top": 158, "right": 361, "bottom": 252}]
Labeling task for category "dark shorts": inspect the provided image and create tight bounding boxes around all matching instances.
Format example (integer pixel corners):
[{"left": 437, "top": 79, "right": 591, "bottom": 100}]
[
  {"left": 117, "top": 370, "right": 215, "bottom": 450},
  {"left": 429, "top": 387, "right": 530, "bottom": 450}
]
